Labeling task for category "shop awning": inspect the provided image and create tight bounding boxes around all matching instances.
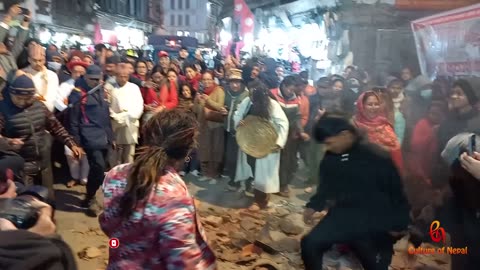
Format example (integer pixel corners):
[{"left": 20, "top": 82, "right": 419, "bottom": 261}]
[
  {"left": 96, "top": 11, "right": 153, "bottom": 33},
  {"left": 34, "top": 22, "right": 93, "bottom": 35}
]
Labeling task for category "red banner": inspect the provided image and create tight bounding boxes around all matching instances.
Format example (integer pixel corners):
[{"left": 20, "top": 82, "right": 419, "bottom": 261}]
[{"left": 411, "top": 3, "right": 480, "bottom": 79}]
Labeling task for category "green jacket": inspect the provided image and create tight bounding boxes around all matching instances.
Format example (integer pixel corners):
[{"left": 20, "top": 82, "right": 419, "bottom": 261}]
[{"left": 224, "top": 86, "right": 249, "bottom": 133}]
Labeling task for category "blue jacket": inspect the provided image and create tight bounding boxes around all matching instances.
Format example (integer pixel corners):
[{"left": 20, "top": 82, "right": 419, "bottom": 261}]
[{"left": 67, "top": 77, "right": 113, "bottom": 150}]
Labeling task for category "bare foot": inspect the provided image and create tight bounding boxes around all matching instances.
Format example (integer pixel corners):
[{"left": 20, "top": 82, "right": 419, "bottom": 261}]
[
  {"left": 66, "top": 180, "right": 77, "bottom": 188},
  {"left": 248, "top": 203, "right": 261, "bottom": 211}
]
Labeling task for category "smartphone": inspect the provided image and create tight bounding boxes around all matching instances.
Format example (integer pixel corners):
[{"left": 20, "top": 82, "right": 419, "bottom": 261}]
[
  {"left": 20, "top": 7, "right": 29, "bottom": 15},
  {"left": 468, "top": 134, "right": 477, "bottom": 156},
  {"left": 198, "top": 82, "right": 205, "bottom": 94}
]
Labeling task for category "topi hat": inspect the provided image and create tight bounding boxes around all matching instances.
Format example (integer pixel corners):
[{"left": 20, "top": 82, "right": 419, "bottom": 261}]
[
  {"left": 228, "top": 68, "right": 243, "bottom": 81},
  {"left": 28, "top": 44, "right": 45, "bottom": 58}
]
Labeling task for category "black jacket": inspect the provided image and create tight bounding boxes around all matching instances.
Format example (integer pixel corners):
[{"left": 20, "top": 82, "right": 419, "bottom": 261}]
[
  {"left": 67, "top": 78, "right": 113, "bottom": 150},
  {"left": 307, "top": 141, "right": 410, "bottom": 232},
  {"left": 0, "top": 96, "right": 76, "bottom": 174},
  {"left": 0, "top": 231, "right": 77, "bottom": 270}
]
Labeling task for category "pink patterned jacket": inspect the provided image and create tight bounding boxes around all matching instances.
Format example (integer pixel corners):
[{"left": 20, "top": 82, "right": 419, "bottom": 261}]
[{"left": 99, "top": 164, "right": 217, "bottom": 270}]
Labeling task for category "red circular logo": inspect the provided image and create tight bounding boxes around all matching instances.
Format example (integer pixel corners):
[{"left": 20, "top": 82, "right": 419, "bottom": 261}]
[{"left": 109, "top": 238, "right": 120, "bottom": 249}]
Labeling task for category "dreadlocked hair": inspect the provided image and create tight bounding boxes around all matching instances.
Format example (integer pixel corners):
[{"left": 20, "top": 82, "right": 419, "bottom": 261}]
[
  {"left": 119, "top": 109, "right": 198, "bottom": 217},
  {"left": 249, "top": 80, "right": 272, "bottom": 120}
]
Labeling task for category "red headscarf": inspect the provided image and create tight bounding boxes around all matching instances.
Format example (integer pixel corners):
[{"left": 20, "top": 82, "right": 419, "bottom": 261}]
[
  {"left": 354, "top": 91, "right": 403, "bottom": 171},
  {"left": 354, "top": 91, "right": 401, "bottom": 150}
]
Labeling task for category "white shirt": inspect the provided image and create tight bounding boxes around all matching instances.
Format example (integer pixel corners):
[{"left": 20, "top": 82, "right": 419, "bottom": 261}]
[
  {"left": 55, "top": 78, "right": 75, "bottom": 112},
  {"left": 24, "top": 66, "right": 60, "bottom": 112},
  {"left": 109, "top": 81, "right": 144, "bottom": 144}
]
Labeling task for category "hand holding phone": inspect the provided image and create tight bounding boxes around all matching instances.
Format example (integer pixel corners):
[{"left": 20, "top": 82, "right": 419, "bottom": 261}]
[
  {"left": 20, "top": 7, "right": 29, "bottom": 15},
  {"left": 468, "top": 134, "right": 477, "bottom": 156}
]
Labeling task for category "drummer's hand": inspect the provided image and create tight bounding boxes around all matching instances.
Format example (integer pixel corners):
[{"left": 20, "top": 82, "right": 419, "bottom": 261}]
[{"left": 238, "top": 120, "right": 246, "bottom": 127}]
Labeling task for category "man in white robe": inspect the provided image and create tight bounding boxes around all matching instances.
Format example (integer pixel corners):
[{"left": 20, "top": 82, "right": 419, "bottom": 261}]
[
  {"left": 109, "top": 68, "right": 144, "bottom": 164},
  {"left": 234, "top": 86, "right": 289, "bottom": 210},
  {"left": 22, "top": 44, "right": 59, "bottom": 112}
]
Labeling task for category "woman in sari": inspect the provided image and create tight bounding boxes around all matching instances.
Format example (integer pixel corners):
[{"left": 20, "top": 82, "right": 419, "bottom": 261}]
[{"left": 353, "top": 91, "right": 403, "bottom": 171}]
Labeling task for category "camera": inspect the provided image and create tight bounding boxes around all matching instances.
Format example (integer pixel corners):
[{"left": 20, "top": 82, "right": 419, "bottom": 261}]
[{"left": 0, "top": 185, "right": 51, "bottom": 229}]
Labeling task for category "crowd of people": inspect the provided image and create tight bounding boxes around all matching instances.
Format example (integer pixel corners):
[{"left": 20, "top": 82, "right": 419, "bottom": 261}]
[{"left": 0, "top": 4, "right": 480, "bottom": 270}]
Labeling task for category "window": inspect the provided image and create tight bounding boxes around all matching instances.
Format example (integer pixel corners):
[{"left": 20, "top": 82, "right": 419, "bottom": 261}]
[
  {"left": 186, "top": 0, "right": 190, "bottom": 9},
  {"left": 178, "top": 0, "right": 183, "bottom": 9},
  {"left": 129, "top": 0, "right": 135, "bottom": 16},
  {"left": 170, "top": 14, "right": 175, "bottom": 26},
  {"left": 178, "top": 14, "right": 183, "bottom": 26},
  {"left": 185, "top": 15, "right": 190, "bottom": 26},
  {"left": 170, "top": 0, "right": 175, "bottom": 10}
]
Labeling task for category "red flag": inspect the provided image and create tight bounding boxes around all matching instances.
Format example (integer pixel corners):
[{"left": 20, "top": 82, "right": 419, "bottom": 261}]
[
  {"left": 94, "top": 22, "right": 103, "bottom": 45},
  {"left": 234, "top": 0, "right": 254, "bottom": 40}
]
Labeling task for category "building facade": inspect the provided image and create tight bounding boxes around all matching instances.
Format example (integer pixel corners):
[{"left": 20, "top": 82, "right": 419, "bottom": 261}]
[{"left": 163, "top": 0, "right": 209, "bottom": 43}]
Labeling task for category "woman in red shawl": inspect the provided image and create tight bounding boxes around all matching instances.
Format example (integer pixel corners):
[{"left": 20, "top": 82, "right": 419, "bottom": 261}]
[
  {"left": 185, "top": 64, "right": 202, "bottom": 92},
  {"left": 353, "top": 91, "right": 404, "bottom": 171},
  {"left": 141, "top": 65, "right": 179, "bottom": 122}
]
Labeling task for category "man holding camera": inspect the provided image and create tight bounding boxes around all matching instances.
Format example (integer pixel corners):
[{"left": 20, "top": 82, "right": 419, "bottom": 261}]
[
  {"left": 0, "top": 167, "right": 77, "bottom": 270},
  {"left": 0, "top": 75, "right": 84, "bottom": 200}
]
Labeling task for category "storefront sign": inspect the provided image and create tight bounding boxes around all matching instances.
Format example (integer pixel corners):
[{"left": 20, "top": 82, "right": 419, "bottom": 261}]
[
  {"left": 396, "top": 0, "right": 478, "bottom": 10},
  {"left": 411, "top": 3, "right": 480, "bottom": 79}
]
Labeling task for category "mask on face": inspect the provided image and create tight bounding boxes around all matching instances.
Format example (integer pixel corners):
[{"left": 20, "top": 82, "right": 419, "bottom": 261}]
[
  {"left": 420, "top": 89, "right": 433, "bottom": 99},
  {"left": 48, "top": 62, "right": 62, "bottom": 72}
]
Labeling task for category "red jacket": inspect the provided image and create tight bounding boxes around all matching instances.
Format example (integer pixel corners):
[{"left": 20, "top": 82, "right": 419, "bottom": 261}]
[
  {"left": 142, "top": 81, "right": 178, "bottom": 109},
  {"left": 407, "top": 118, "right": 438, "bottom": 185}
]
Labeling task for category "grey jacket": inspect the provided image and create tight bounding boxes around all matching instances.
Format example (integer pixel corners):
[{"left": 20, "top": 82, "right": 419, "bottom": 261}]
[{"left": 0, "top": 24, "right": 29, "bottom": 82}]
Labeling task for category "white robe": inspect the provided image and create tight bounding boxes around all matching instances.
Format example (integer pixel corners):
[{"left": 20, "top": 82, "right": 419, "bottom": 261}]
[
  {"left": 54, "top": 78, "right": 75, "bottom": 112},
  {"left": 234, "top": 97, "right": 289, "bottom": 193},
  {"left": 109, "top": 82, "right": 144, "bottom": 145},
  {"left": 24, "top": 67, "right": 59, "bottom": 112}
]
